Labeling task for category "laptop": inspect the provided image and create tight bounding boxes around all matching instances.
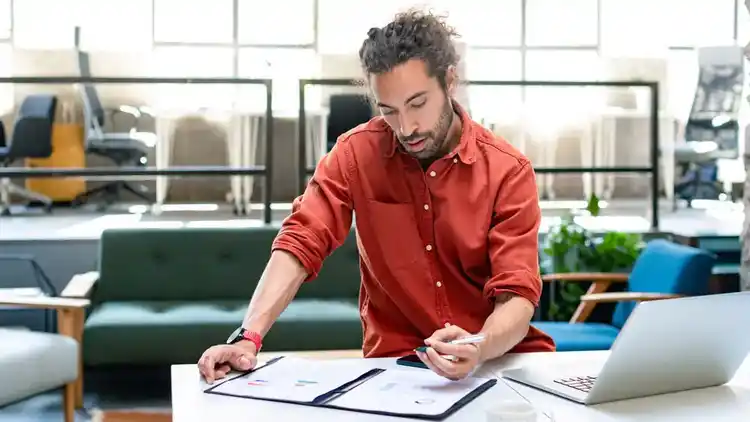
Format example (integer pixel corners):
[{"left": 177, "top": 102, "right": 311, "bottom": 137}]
[{"left": 502, "top": 292, "right": 750, "bottom": 405}]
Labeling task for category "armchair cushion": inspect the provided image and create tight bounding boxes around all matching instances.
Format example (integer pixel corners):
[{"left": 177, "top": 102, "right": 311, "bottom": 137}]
[
  {"left": 532, "top": 322, "right": 620, "bottom": 351},
  {"left": 83, "top": 299, "right": 363, "bottom": 366},
  {"left": 0, "top": 328, "right": 78, "bottom": 407}
]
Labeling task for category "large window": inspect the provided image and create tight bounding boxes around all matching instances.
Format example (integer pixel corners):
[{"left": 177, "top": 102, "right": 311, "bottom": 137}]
[
  {"left": 238, "top": 48, "right": 318, "bottom": 112},
  {"left": 154, "top": 0, "right": 234, "bottom": 44},
  {"left": 601, "top": 0, "right": 736, "bottom": 53},
  {"left": 13, "top": 0, "right": 152, "bottom": 50},
  {"left": 0, "top": 43, "right": 12, "bottom": 114},
  {"left": 0, "top": 0, "right": 10, "bottom": 40},
  {"left": 12, "top": 0, "right": 79, "bottom": 49},
  {"left": 317, "top": 0, "right": 412, "bottom": 54},
  {"left": 78, "top": 0, "right": 153, "bottom": 51},
  {"left": 149, "top": 46, "right": 235, "bottom": 110},
  {"left": 463, "top": 49, "right": 522, "bottom": 120},
  {"left": 238, "top": 1, "right": 315, "bottom": 46},
  {"left": 525, "top": 50, "right": 603, "bottom": 126},
  {"left": 525, "top": 0, "right": 598, "bottom": 47},
  {"left": 432, "top": 0, "right": 522, "bottom": 47}
]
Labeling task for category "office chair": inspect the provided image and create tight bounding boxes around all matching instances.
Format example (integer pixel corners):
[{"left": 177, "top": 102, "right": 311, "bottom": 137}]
[
  {"left": 72, "top": 51, "right": 157, "bottom": 209},
  {"left": 0, "top": 95, "right": 58, "bottom": 216},
  {"left": 672, "top": 46, "right": 744, "bottom": 207},
  {"left": 326, "top": 94, "right": 373, "bottom": 152}
]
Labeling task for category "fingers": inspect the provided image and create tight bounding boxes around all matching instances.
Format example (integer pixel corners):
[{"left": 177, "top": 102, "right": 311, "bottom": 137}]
[
  {"left": 429, "top": 341, "right": 477, "bottom": 359},
  {"left": 198, "top": 353, "right": 218, "bottom": 383},
  {"left": 198, "top": 345, "right": 257, "bottom": 384},
  {"left": 416, "top": 350, "right": 452, "bottom": 379},
  {"left": 425, "top": 324, "right": 470, "bottom": 345},
  {"left": 230, "top": 352, "right": 257, "bottom": 371},
  {"left": 214, "top": 364, "right": 231, "bottom": 380},
  {"left": 425, "top": 347, "right": 467, "bottom": 381}
]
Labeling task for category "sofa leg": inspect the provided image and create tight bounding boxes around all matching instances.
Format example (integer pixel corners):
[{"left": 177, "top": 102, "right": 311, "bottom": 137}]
[
  {"left": 75, "top": 375, "right": 84, "bottom": 408},
  {"left": 63, "top": 382, "right": 76, "bottom": 422}
]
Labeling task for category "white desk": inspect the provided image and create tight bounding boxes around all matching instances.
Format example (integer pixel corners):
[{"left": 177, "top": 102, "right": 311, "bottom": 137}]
[{"left": 170, "top": 351, "right": 750, "bottom": 421}]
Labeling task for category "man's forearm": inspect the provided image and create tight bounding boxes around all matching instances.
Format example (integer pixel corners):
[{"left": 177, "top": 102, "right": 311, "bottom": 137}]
[
  {"left": 242, "top": 250, "right": 307, "bottom": 339},
  {"left": 477, "top": 294, "right": 535, "bottom": 362}
]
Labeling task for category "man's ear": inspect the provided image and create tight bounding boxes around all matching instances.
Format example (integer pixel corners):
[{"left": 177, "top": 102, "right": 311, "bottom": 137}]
[{"left": 445, "top": 66, "right": 458, "bottom": 97}]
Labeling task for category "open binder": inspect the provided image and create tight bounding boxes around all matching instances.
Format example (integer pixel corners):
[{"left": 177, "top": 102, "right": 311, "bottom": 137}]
[{"left": 203, "top": 356, "right": 497, "bottom": 420}]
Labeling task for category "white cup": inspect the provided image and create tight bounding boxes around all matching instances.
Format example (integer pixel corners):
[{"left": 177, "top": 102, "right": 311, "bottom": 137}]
[{"left": 486, "top": 400, "right": 539, "bottom": 422}]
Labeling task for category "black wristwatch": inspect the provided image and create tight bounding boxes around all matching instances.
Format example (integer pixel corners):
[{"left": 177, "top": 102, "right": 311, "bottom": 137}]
[{"left": 227, "top": 327, "right": 262, "bottom": 351}]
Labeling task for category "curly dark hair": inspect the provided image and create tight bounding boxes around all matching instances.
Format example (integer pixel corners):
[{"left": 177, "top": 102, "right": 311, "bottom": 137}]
[{"left": 358, "top": 9, "right": 460, "bottom": 89}]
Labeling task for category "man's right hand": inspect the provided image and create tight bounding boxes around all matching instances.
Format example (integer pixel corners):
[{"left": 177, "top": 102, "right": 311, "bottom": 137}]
[{"left": 198, "top": 342, "right": 258, "bottom": 384}]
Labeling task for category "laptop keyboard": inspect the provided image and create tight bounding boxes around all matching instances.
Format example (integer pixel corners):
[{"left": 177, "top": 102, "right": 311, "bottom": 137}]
[{"left": 554, "top": 376, "right": 598, "bottom": 393}]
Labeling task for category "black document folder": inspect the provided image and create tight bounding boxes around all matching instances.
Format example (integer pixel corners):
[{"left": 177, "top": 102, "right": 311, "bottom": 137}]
[{"left": 203, "top": 356, "right": 497, "bottom": 420}]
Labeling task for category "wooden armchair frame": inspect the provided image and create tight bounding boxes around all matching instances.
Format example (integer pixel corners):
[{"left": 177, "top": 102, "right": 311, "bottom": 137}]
[
  {"left": 0, "top": 294, "right": 89, "bottom": 422},
  {"left": 541, "top": 272, "right": 682, "bottom": 323},
  {"left": 0, "top": 271, "right": 99, "bottom": 417}
]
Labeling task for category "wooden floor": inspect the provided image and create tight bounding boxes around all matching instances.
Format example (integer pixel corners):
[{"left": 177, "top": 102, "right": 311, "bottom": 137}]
[{"left": 92, "top": 410, "right": 172, "bottom": 422}]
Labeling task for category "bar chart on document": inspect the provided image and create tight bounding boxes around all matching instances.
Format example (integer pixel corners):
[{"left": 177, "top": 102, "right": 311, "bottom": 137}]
[{"left": 207, "top": 357, "right": 373, "bottom": 403}]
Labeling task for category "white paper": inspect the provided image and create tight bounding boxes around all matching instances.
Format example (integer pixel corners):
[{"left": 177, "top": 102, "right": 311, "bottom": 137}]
[
  {"left": 330, "top": 368, "right": 492, "bottom": 416},
  {"left": 206, "top": 357, "right": 374, "bottom": 403}
]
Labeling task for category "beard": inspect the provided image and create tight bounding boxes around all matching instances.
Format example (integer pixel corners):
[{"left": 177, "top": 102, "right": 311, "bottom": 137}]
[{"left": 397, "top": 94, "right": 454, "bottom": 161}]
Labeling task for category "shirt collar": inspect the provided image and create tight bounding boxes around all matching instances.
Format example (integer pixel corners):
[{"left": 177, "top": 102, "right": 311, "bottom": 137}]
[{"left": 384, "top": 100, "right": 477, "bottom": 165}]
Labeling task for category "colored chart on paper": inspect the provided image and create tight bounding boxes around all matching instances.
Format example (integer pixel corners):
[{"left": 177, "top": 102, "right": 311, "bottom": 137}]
[
  {"left": 208, "top": 357, "right": 373, "bottom": 403},
  {"left": 294, "top": 380, "right": 318, "bottom": 387}
]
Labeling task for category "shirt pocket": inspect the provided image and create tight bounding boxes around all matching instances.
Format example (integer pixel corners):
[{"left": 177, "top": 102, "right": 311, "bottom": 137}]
[{"left": 365, "top": 200, "right": 423, "bottom": 271}]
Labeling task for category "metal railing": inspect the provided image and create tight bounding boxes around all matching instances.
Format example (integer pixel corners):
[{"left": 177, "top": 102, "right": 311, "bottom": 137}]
[
  {"left": 0, "top": 76, "right": 275, "bottom": 223},
  {"left": 298, "top": 78, "right": 661, "bottom": 229}
]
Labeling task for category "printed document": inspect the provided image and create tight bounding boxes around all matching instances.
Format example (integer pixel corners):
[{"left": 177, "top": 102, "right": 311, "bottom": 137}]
[
  {"left": 207, "top": 357, "right": 373, "bottom": 403},
  {"left": 330, "top": 367, "right": 490, "bottom": 416}
]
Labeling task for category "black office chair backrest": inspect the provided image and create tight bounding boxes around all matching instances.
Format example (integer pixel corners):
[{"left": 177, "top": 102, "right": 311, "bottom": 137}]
[
  {"left": 77, "top": 51, "right": 106, "bottom": 128},
  {"left": 326, "top": 94, "right": 373, "bottom": 151},
  {"left": 8, "top": 94, "right": 58, "bottom": 159},
  {"left": 0, "top": 120, "right": 5, "bottom": 148}
]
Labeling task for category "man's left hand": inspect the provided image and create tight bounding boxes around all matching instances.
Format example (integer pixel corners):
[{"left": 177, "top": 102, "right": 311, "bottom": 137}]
[{"left": 416, "top": 324, "right": 482, "bottom": 381}]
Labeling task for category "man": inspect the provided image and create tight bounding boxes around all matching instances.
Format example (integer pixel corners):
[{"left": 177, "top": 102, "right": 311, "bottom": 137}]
[{"left": 198, "top": 9, "right": 555, "bottom": 383}]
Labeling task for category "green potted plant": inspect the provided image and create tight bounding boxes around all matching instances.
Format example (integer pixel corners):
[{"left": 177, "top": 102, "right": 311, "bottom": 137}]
[{"left": 543, "top": 194, "right": 643, "bottom": 321}]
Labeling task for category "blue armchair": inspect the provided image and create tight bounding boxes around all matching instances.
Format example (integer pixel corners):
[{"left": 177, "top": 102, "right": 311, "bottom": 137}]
[{"left": 534, "top": 239, "right": 715, "bottom": 351}]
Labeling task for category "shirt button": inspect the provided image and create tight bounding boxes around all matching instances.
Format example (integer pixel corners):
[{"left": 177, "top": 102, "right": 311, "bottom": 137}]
[
  {"left": 423, "top": 204, "right": 429, "bottom": 210},
  {"left": 429, "top": 171, "right": 437, "bottom": 177},
  {"left": 425, "top": 244, "right": 433, "bottom": 251},
  {"left": 453, "top": 158, "right": 458, "bottom": 164},
  {"left": 436, "top": 281, "right": 442, "bottom": 287}
]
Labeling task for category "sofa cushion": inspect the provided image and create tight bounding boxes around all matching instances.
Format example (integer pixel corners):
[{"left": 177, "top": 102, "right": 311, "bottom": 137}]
[
  {"left": 532, "top": 322, "right": 620, "bottom": 351},
  {"left": 83, "top": 300, "right": 363, "bottom": 366},
  {"left": 0, "top": 328, "right": 78, "bottom": 407},
  {"left": 94, "top": 227, "right": 280, "bottom": 303},
  {"left": 94, "top": 226, "right": 362, "bottom": 304}
]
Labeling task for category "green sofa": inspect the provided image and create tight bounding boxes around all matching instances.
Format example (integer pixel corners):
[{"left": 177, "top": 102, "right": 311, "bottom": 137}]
[{"left": 66, "top": 226, "right": 363, "bottom": 367}]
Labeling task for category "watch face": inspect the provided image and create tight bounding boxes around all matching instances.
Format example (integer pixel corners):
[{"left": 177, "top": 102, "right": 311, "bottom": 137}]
[{"left": 227, "top": 327, "right": 243, "bottom": 344}]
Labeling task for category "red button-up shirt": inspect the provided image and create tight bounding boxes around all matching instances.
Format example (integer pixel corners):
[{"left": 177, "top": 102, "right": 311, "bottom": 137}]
[{"left": 272, "top": 104, "right": 555, "bottom": 357}]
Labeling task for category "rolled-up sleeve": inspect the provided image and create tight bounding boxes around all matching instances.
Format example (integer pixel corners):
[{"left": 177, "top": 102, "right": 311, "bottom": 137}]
[
  {"left": 483, "top": 160, "right": 542, "bottom": 307},
  {"left": 272, "top": 139, "right": 354, "bottom": 281}
]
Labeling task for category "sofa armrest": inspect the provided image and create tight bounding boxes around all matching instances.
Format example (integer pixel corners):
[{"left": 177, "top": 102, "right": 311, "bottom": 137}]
[
  {"left": 0, "top": 295, "right": 89, "bottom": 310},
  {"left": 61, "top": 271, "right": 99, "bottom": 298},
  {"left": 542, "top": 272, "right": 629, "bottom": 283},
  {"left": 580, "top": 292, "right": 683, "bottom": 303}
]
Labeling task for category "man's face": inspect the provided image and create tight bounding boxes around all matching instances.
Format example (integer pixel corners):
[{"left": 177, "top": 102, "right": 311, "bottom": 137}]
[{"left": 370, "top": 59, "right": 455, "bottom": 161}]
